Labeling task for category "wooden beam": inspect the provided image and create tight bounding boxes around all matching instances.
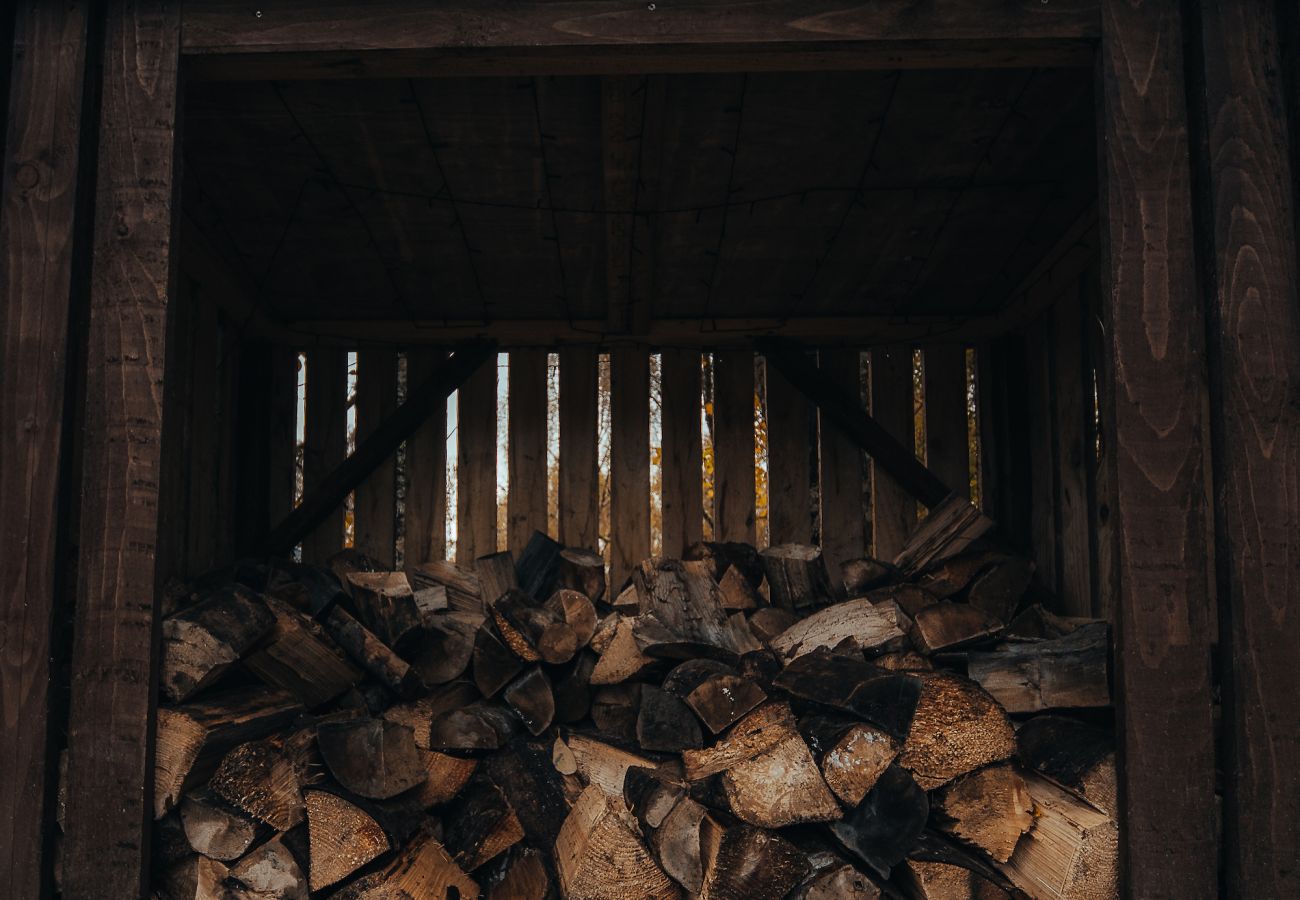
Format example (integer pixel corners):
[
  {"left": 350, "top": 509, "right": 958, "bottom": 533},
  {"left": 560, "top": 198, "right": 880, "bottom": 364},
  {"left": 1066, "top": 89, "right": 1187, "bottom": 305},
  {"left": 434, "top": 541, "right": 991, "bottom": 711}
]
[
  {"left": 0, "top": 4, "right": 91, "bottom": 896},
  {"left": 712, "top": 351, "right": 756, "bottom": 544},
  {"left": 1192, "top": 1, "right": 1300, "bottom": 893},
  {"left": 610, "top": 348, "right": 650, "bottom": 590},
  {"left": 261, "top": 343, "right": 494, "bottom": 557},
  {"left": 817, "top": 350, "right": 867, "bottom": 577},
  {"left": 302, "top": 347, "right": 348, "bottom": 562},
  {"left": 403, "top": 350, "right": 448, "bottom": 566},
  {"left": 354, "top": 349, "right": 398, "bottom": 566},
  {"left": 766, "top": 354, "right": 814, "bottom": 545},
  {"left": 180, "top": 0, "right": 1100, "bottom": 81},
  {"left": 559, "top": 348, "right": 599, "bottom": 549},
  {"left": 508, "top": 349, "right": 549, "bottom": 555},
  {"left": 868, "top": 346, "right": 917, "bottom": 559},
  {"left": 759, "top": 339, "right": 951, "bottom": 509},
  {"left": 62, "top": 4, "right": 181, "bottom": 897},
  {"left": 456, "top": 350, "right": 498, "bottom": 562},
  {"left": 660, "top": 349, "right": 703, "bottom": 555},
  {"left": 1097, "top": 1, "right": 1217, "bottom": 895}
]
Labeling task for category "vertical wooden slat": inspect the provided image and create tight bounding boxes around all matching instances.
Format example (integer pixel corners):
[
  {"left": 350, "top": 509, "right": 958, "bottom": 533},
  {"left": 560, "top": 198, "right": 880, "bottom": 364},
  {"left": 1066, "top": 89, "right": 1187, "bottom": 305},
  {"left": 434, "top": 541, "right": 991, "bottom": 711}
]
[
  {"left": 354, "top": 350, "right": 398, "bottom": 566},
  {"left": 403, "top": 350, "right": 447, "bottom": 566},
  {"left": 610, "top": 348, "right": 649, "bottom": 590},
  {"left": 62, "top": 3, "right": 181, "bottom": 896},
  {"left": 1082, "top": 268, "right": 1116, "bottom": 620},
  {"left": 508, "top": 349, "right": 549, "bottom": 553},
  {"left": 1051, "top": 283, "right": 1093, "bottom": 616},
  {"left": 977, "top": 335, "right": 1034, "bottom": 554},
  {"left": 302, "top": 348, "right": 347, "bottom": 563},
  {"left": 765, "top": 355, "right": 813, "bottom": 545},
  {"left": 660, "top": 349, "right": 703, "bottom": 556},
  {"left": 1194, "top": 1, "right": 1300, "bottom": 893},
  {"left": 184, "top": 295, "right": 219, "bottom": 573},
  {"left": 869, "top": 346, "right": 916, "bottom": 559},
  {"left": 922, "top": 345, "right": 970, "bottom": 498},
  {"left": 559, "top": 348, "right": 599, "bottom": 550},
  {"left": 234, "top": 342, "right": 272, "bottom": 549},
  {"left": 1024, "top": 315, "right": 1059, "bottom": 593},
  {"left": 1098, "top": 1, "right": 1218, "bottom": 895},
  {"left": 818, "top": 350, "right": 866, "bottom": 578},
  {"left": 456, "top": 353, "right": 497, "bottom": 563},
  {"left": 0, "top": 4, "right": 90, "bottom": 894},
  {"left": 214, "top": 322, "right": 242, "bottom": 564},
  {"left": 267, "top": 346, "right": 298, "bottom": 526},
  {"left": 712, "top": 350, "right": 756, "bottom": 544}
]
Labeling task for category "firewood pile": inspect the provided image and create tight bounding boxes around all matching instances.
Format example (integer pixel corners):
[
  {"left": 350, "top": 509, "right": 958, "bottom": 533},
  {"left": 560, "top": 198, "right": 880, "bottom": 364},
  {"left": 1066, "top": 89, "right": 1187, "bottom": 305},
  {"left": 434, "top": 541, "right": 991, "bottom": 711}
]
[{"left": 144, "top": 524, "right": 1117, "bottom": 900}]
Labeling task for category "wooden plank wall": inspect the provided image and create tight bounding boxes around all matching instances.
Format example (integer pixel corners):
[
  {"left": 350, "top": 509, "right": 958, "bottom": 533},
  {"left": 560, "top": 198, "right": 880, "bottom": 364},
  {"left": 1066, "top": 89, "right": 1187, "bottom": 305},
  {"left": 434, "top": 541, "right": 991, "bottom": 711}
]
[{"left": 404, "top": 350, "right": 447, "bottom": 565}]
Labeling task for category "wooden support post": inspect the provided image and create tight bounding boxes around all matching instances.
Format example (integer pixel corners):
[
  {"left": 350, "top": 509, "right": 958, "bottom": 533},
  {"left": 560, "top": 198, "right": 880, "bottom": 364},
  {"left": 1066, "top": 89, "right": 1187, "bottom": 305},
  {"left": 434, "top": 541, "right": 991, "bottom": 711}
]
[
  {"left": 404, "top": 351, "right": 448, "bottom": 566},
  {"left": 355, "top": 349, "right": 398, "bottom": 566},
  {"left": 610, "top": 348, "right": 649, "bottom": 590},
  {"left": 817, "top": 350, "right": 867, "bottom": 576},
  {"left": 712, "top": 351, "right": 756, "bottom": 545},
  {"left": 977, "top": 335, "right": 1033, "bottom": 557},
  {"left": 869, "top": 346, "right": 917, "bottom": 559},
  {"left": 1081, "top": 267, "right": 1116, "bottom": 620},
  {"left": 1024, "top": 315, "right": 1058, "bottom": 593},
  {"left": 1097, "top": 1, "right": 1218, "bottom": 895},
  {"left": 62, "top": 4, "right": 182, "bottom": 897},
  {"left": 1192, "top": 1, "right": 1300, "bottom": 893},
  {"left": 660, "top": 349, "right": 703, "bottom": 556},
  {"left": 922, "top": 346, "right": 970, "bottom": 501},
  {"left": 766, "top": 354, "right": 813, "bottom": 545},
  {"left": 559, "top": 348, "right": 599, "bottom": 550},
  {"left": 263, "top": 344, "right": 494, "bottom": 558},
  {"left": 508, "top": 349, "right": 549, "bottom": 554},
  {"left": 303, "top": 348, "right": 348, "bottom": 563},
  {"left": 267, "top": 346, "right": 298, "bottom": 526},
  {"left": 1050, "top": 283, "right": 1093, "bottom": 616},
  {"left": 0, "top": 3, "right": 91, "bottom": 895},
  {"left": 456, "top": 351, "right": 498, "bottom": 562}
]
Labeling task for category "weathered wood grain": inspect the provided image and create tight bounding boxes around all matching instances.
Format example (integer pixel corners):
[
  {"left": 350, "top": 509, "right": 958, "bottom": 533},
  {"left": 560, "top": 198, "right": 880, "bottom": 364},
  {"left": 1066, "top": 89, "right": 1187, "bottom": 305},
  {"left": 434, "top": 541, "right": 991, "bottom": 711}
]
[
  {"left": 817, "top": 349, "right": 866, "bottom": 577},
  {"left": 1024, "top": 315, "right": 1058, "bottom": 594},
  {"left": 404, "top": 350, "right": 448, "bottom": 565},
  {"left": 0, "top": 3, "right": 90, "bottom": 896},
  {"left": 456, "top": 352, "right": 498, "bottom": 562},
  {"left": 302, "top": 348, "right": 348, "bottom": 562},
  {"left": 61, "top": 3, "right": 182, "bottom": 897},
  {"left": 1098, "top": 1, "right": 1218, "bottom": 895},
  {"left": 355, "top": 349, "right": 398, "bottom": 566},
  {"left": 559, "top": 348, "right": 599, "bottom": 549},
  {"left": 508, "top": 350, "right": 549, "bottom": 555},
  {"left": 1194, "top": 1, "right": 1300, "bottom": 894},
  {"left": 766, "top": 354, "right": 813, "bottom": 545},
  {"left": 1051, "top": 282, "right": 1093, "bottom": 616},
  {"left": 869, "top": 345, "right": 916, "bottom": 558},
  {"left": 660, "top": 348, "right": 703, "bottom": 556},
  {"left": 610, "top": 348, "right": 650, "bottom": 590},
  {"left": 712, "top": 351, "right": 756, "bottom": 544}
]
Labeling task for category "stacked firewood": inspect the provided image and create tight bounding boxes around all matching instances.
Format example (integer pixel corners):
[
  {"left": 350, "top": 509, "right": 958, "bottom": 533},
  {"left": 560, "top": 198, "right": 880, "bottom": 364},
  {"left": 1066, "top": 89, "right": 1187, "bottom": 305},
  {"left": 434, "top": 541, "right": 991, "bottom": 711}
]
[{"left": 145, "top": 525, "right": 1116, "bottom": 900}]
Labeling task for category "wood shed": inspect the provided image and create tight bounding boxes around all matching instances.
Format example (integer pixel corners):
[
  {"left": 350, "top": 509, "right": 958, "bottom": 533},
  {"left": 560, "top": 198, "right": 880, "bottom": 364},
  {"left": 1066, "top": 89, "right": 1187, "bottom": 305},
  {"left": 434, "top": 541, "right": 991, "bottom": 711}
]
[{"left": 2, "top": 1, "right": 1298, "bottom": 897}]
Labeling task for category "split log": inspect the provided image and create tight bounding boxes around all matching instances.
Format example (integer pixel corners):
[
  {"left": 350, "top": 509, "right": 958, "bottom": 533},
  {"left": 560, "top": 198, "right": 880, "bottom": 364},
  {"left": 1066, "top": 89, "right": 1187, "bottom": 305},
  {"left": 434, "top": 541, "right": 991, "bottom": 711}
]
[
  {"left": 714, "top": 562, "right": 762, "bottom": 611},
  {"left": 916, "top": 551, "right": 1006, "bottom": 599},
  {"left": 875, "top": 650, "right": 934, "bottom": 672},
  {"left": 632, "top": 558, "right": 750, "bottom": 661},
  {"left": 382, "top": 682, "right": 480, "bottom": 749},
  {"left": 484, "top": 845, "right": 551, "bottom": 899},
  {"left": 998, "top": 774, "right": 1118, "bottom": 900},
  {"left": 443, "top": 776, "right": 525, "bottom": 871},
  {"left": 1015, "top": 716, "right": 1116, "bottom": 815},
  {"left": 623, "top": 766, "right": 688, "bottom": 833},
  {"left": 209, "top": 727, "right": 316, "bottom": 830},
  {"left": 317, "top": 718, "right": 426, "bottom": 799},
  {"left": 748, "top": 607, "right": 798, "bottom": 644},
  {"left": 899, "top": 674, "right": 1016, "bottom": 790},
  {"left": 896, "top": 859, "right": 987, "bottom": 900},
  {"left": 591, "top": 684, "right": 641, "bottom": 743},
  {"left": 966, "top": 623, "right": 1110, "bottom": 713},
  {"left": 476, "top": 550, "right": 519, "bottom": 605},
  {"left": 331, "top": 548, "right": 383, "bottom": 584},
  {"left": 820, "top": 723, "right": 898, "bottom": 807},
  {"left": 156, "top": 855, "right": 229, "bottom": 899},
  {"left": 409, "top": 560, "right": 483, "bottom": 613},
  {"left": 1004, "top": 604, "right": 1096, "bottom": 640},
  {"left": 474, "top": 624, "right": 525, "bottom": 698},
  {"left": 517, "top": 530, "right": 564, "bottom": 600},
  {"left": 650, "top": 795, "right": 719, "bottom": 894},
  {"left": 346, "top": 570, "right": 442, "bottom": 648},
  {"left": 662, "top": 659, "right": 766, "bottom": 734},
  {"left": 413, "top": 749, "right": 478, "bottom": 808},
  {"left": 427, "top": 703, "right": 520, "bottom": 752},
  {"left": 243, "top": 597, "right": 362, "bottom": 708},
  {"left": 700, "top": 824, "right": 810, "bottom": 900},
  {"left": 829, "top": 765, "right": 929, "bottom": 876},
  {"left": 760, "top": 544, "right": 832, "bottom": 609},
  {"left": 769, "top": 598, "right": 906, "bottom": 661},
  {"left": 503, "top": 666, "right": 556, "bottom": 735},
  {"left": 773, "top": 650, "right": 921, "bottom": 738},
  {"left": 160, "top": 585, "right": 274, "bottom": 703},
  {"left": 493, "top": 588, "right": 579, "bottom": 664},
  {"left": 407, "top": 610, "right": 483, "bottom": 686},
  {"left": 555, "top": 784, "right": 679, "bottom": 900},
  {"left": 323, "top": 606, "right": 422, "bottom": 697},
  {"left": 154, "top": 688, "right": 303, "bottom": 818},
  {"left": 867, "top": 583, "right": 939, "bottom": 619},
  {"left": 637, "top": 685, "right": 704, "bottom": 752},
  {"left": 304, "top": 789, "right": 390, "bottom": 891},
  {"left": 590, "top": 612, "right": 624, "bottom": 655},
  {"left": 590, "top": 616, "right": 659, "bottom": 685},
  {"left": 339, "top": 827, "right": 477, "bottom": 899},
  {"left": 612, "top": 582, "right": 641, "bottom": 613},
  {"left": 793, "top": 862, "right": 881, "bottom": 899},
  {"left": 558, "top": 547, "right": 607, "bottom": 604},
  {"left": 225, "top": 835, "right": 308, "bottom": 900},
  {"left": 933, "top": 764, "right": 1033, "bottom": 863},
  {"left": 565, "top": 734, "right": 656, "bottom": 796},
  {"left": 909, "top": 602, "right": 1003, "bottom": 653},
  {"left": 841, "top": 557, "right": 894, "bottom": 596},
  {"left": 685, "top": 541, "right": 766, "bottom": 588},
  {"left": 891, "top": 494, "right": 993, "bottom": 576},
  {"left": 546, "top": 588, "right": 598, "bottom": 648},
  {"left": 554, "top": 652, "right": 597, "bottom": 723},
  {"left": 486, "top": 739, "right": 574, "bottom": 849},
  {"left": 179, "top": 791, "right": 262, "bottom": 861},
  {"left": 965, "top": 558, "right": 1033, "bottom": 623}
]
